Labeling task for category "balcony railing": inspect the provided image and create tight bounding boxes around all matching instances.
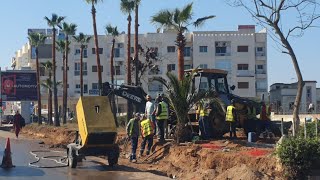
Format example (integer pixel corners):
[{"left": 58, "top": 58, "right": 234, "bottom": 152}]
[{"left": 236, "top": 70, "right": 255, "bottom": 77}]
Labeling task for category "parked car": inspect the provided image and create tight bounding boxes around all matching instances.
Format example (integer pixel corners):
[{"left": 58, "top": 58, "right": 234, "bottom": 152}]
[{"left": 1, "top": 115, "right": 14, "bottom": 124}]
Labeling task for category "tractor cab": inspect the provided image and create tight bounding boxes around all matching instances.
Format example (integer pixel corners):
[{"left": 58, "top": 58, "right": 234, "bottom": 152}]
[{"left": 185, "top": 68, "right": 232, "bottom": 105}]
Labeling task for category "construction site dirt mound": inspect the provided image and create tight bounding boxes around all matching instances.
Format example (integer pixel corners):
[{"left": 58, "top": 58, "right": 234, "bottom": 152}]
[{"left": 20, "top": 124, "right": 284, "bottom": 179}]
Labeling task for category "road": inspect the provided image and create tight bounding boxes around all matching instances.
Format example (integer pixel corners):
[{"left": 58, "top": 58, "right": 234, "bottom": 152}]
[{"left": 0, "top": 130, "right": 169, "bottom": 180}]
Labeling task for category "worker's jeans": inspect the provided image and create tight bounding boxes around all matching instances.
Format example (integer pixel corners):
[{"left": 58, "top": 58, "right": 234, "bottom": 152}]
[
  {"left": 130, "top": 136, "right": 138, "bottom": 160},
  {"left": 228, "top": 121, "right": 237, "bottom": 138},
  {"left": 199, "top": 116, "right": 209, "bottom": 139},
  {"left": 157, "top": 120, "right": 166, "bottom": 141},
  {"left": 149, "top": 114, "right": 157, "bottom": 135},
  {"left": 140, "top": 135, "right": 153, "bottom": 155}
]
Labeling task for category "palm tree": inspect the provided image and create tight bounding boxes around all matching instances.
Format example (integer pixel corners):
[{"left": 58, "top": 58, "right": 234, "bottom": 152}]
[
  {"left": 44, "top": 13, "right": 65, "bottom": 127},
  {"left": 41, "top": 61, "right": 53, "bottom": 125},
  {"left": 60, "top": 22, "right": 77, "bottom": 124},
  {"left": 85, "top": 0, "right": 103, "bottom": 95},
  {"left": 134, "top": 0, "right": 141, "bottom": 86},
  {"left": 154, "top": 72, "right": 216, "bottom": 143},
  {"left": 121, "top": 0, "right": 135, "bottom": 121},
  {"left": 73, "top": 33, "right": 91, "bottom": 97},
  {"left": 56, "top": 40, "right": 70, "bottom": 125},
  {"left": 41, "top": 78, "right": 53, "bottom": 125},
  {"left": 151, "top": 3, "right": 215, "bottom": 80},
  {"left": 28, "top": 32, "right": 47, "bottom": 125},
  {"left": 106, "top": 24, "right": 119, "bottom": 125}
]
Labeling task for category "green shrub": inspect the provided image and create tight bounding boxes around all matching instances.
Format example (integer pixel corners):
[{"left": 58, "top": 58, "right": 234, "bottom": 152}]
[
  {"left": 276, "top": 137, "right": 320, "bottom": 179},
  {"left": 298, "top": 120, "right": 320, "bottom": 138}
]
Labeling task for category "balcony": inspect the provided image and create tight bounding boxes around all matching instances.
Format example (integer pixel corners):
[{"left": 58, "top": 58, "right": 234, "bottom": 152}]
[
  {"left": 236, "top": 70, "right": 255, "bottom": 77},
  {"left": 215, "top": 52, "right": 231, "bottom": 56}
]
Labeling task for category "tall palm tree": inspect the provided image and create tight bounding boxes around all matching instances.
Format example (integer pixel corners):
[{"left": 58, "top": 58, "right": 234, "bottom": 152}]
[
  {"left": 60, "top": 22, "right": 77, "bottom": 124},
  {"left": 41, "top": 61, "right": 53, "bottom": 125},
  {"left": 44, "top": 13, "right": 65, "bottom": 127},
  {"left": 151, "top": 3, "right": 215, "bottom": 80},
  {"left": 134, "top": 0, "right": 141, "bottom": 86},
  {"left": 28, "top": 32, "right": 47, "bottom": 125},
  {"left": 121, "top": 0, "right": 135, "bottom": 121},
  {"left": 73, "top": 33, "right": 91, "bottom": 97},
  {"left": 106, "top": 24, "right": 119, "bottom": 125},
  {"left": 41, "top": 78, "right": 53, "bottom": 125},
  {"left": 85, "top": 0, "right": 103, "bottom": 95},
  {"left": 56, "top": 40, "right": 70, "bottom": 124}
]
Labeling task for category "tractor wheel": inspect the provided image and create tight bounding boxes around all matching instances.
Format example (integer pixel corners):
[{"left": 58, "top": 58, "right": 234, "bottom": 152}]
[
  {"left": 107, "top": 146, "right": 120, "bottom": 167},
  {"left": 68, "top": 148, "right": 78, "bottom": 168}
]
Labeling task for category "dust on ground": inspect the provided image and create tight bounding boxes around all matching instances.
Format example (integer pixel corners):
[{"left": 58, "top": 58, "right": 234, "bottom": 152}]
[{"left": 20, "top": 124, "right": 284, "bottom": 179}]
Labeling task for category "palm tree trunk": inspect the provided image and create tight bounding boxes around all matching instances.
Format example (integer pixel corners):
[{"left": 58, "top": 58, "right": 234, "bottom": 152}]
[
  {"left": 63, "top": 36, "right": 69, "bottom": 124},
  {"left": 48, "top": 72, "right": 53, "bottom": 125},
  {"left": 274, "top": 25, "right": 304, "bottom": 136},
  {"left": 80, "top": 46, "right": 84, "bottom": 97},
  {"left": 52, "top": 28, "right": 60, "bottom": 127},
  {"left": 127, "top": 14, "right": 133, "bottom": 122},
  {"left": 35, "top": 49, "right": 42, "bottom": 125},
  {"left": 110, "top": 39, "right": 118, "bottom": 127},
  {"left": 176, "top": 32, "right": 186, "bottom": 81},
  {"left": 134, "top": 3, "right": 139, "bottom": 86},
  {"left": 91, "top": 4, "right": 102, "bottom": 95}
]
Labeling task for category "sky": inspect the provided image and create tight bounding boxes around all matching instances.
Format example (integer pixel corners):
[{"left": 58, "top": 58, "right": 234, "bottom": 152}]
[{"left": 0, "top": 0, "right": 319, "bottom": 87}]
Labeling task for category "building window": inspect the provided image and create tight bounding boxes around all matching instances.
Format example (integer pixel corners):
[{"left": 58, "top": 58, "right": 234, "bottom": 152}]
[
  {"left": 74, "top": 62, "right": 87, "bottom": 76},
  {"left": 238, "top": 82, "right": 249, "bottom": 89},
  {"left": 184, "top": 64, "right": 192, "bottom": 70},
  {"left": 92, "top": 48, "right": 103, "bottom": 54},
  {"left": 83, "top": 49, "right": 88, "bottom": 58},
  {"left": 256, "top": 47, "right": 265, "bottom": 56},
  {"left": 199, "top": 64, "right": 208, "bottom": 69},
  {"left": 84, "top": 84, "right": 88, "bottom": 93},
  {"left": 167, "top": 46, "right": 175, "bottom": 53},
  {"left": 114, "top": 48, "right": 120, "bottom": 58},
  {"left": 115, "top": 66, "right": 121, "bottom": 75},
  {"left": 237, "top": 46, "right": 249, "bottom": 52},
  {"left": 130, "top": 47, "right": 134, "bottom": 54},
  {"left": 237, "top": 64, "right": 249, "bottom": 70},
  {"left": 184, "top": 47, "right": 191, "bottom": 57},
  {"left": 61, "top": 66, "right": 69, "bottom": 71},
  {"left": 167, "top": 64, "right": 176, "bottom": 71},
  {"left": 199, "top": 46, "right": 208, "bottom": 53},
  {"left": 92, "top": 65, "right": 103, "bottom": 72},
  {"left": 257, "top": 65, "right": 263, "bottom": 69},
  {"left": 75, "top": 49, "right": 80, "bottom": 55},
  {"left": 75, "top": 84, "right": 80, "bottom": 89},
  {"left": 215, "top": 41, "right": 231, "bottom": 56},
  {"left": 92, "top": 83, "right": 99, "bottom": 90}
]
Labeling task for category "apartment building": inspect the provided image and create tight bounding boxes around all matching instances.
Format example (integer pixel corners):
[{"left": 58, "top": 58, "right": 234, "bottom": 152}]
[{"left": 13, "top": 25, "right": 268, "bottom": 113}]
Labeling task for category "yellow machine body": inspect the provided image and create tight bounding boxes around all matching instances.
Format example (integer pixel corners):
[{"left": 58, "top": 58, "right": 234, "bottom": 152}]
[{"left": 76, "top": 96, "right": 117, "bottom": 148}]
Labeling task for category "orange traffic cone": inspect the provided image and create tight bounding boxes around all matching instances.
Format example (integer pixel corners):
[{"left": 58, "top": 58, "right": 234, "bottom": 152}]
[{"left": 1, "top": 138, "right": 15, "bottom": 168}]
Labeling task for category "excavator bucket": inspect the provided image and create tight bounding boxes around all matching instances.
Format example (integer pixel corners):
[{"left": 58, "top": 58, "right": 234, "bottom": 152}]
[{"left": 76, "top": 96, "right": 117, "bottom": 148}]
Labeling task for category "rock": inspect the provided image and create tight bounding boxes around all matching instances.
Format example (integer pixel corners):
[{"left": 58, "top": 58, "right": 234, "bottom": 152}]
[{"left": 38, "top": 141, "right": 45, "bottom": 144}]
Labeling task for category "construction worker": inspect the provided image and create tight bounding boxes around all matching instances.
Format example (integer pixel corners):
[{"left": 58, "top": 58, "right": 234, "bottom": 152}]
[
  {"left": 126, "top": 113, "right": 141, "bottom": 163},
  {"left": 226, "top": 100, "right": 237, "bottom": 138},
  {"left": 247, "top": 104, "right": 257, "bottom": 121},
  {"left": 195, "top": 102, "right": 203, "bottom": 121},
  {"left": 145, "top": 95, "right": 156, "bottom": 135},
  {"left": 155, "top": 95, "right": 169, "bottom": 142},
  {"left": 139, "top": 117, "right": 155, "bottom": 156},
  {"left": 260, "top": 102, "right": 271, "bottom": 133},
  {"left": 199, "top": 101, "right": 212, "bottom": 139}
]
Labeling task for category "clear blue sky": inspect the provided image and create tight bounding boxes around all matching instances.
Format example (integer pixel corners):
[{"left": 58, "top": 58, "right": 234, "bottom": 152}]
[{"left": 1, "top": 0, "right": 319, "bottom": 87}]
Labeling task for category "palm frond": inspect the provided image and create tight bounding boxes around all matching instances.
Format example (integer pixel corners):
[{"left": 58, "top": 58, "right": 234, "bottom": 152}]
[
  {"left": 56, "top": 40, "right": 70, "bottom": 52},
  {"left": 85, "top": 0, "right": 103, "bottom": 5},
  {"left": 179, "top": 3, "right": 193, "bottom": 23},
  {"left": 151, "top": 10, "right": 173, "bottom": 29},
  {"left": 60, "top": 22, "right": 77, "bottom": 35},
  {"left": 28, "top": 32, "right": 47, "bottom": 47},
  {"left": 120, "top": 0, "right": 135, "bottom": 14},
  {"left": 193, "top": 15, "right": 215, "bottom": 27},
  {"left": 173, "top": 8, "right": 181, "bottom": 25}
]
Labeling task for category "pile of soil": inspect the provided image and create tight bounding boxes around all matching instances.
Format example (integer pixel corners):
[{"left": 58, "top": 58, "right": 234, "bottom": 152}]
[{"left": 20, "top": 124, "right": 284, "bottom": 179}]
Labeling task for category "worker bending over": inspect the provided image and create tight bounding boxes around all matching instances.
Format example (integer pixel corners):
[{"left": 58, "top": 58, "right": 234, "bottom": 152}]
[
  {"left": 140, "top": 117, "right": 155, "bottom": 156},
  {"left": 126, "top": 113, "right": 141, "bottom": 163}
]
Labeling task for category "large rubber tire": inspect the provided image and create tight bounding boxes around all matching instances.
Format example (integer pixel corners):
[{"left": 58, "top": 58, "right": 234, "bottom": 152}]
[
  {"left": 68, "top": 148, "right": 78, "bottom": 168},
  {"left": 107, "top": 146, "right": 120, "bottom": 167}
]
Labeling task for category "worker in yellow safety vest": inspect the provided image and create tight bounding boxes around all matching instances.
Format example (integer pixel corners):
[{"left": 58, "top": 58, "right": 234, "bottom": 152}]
[
  {"left": 199, "top": 101, "right": 212, "bottom": 139},
  {"left": 155, "top": 96, "right": 168, "bottom": 142},
  {"left": 226, "top": 99, "right": 237, "bottom": 138},
  {"left": 195, "top": 102, "right": 202, "bottom": 121},
  {"left": 247, "top": 105, "right": 257, "bottom": 120},
  {"left": 139, "top": 118, "right": 155, "bottom": 156}
]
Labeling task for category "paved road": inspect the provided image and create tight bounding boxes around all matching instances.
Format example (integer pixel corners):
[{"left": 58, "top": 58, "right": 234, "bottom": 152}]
[{"left": 0, "top": 130, "right": 169, "bottom": 180}]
